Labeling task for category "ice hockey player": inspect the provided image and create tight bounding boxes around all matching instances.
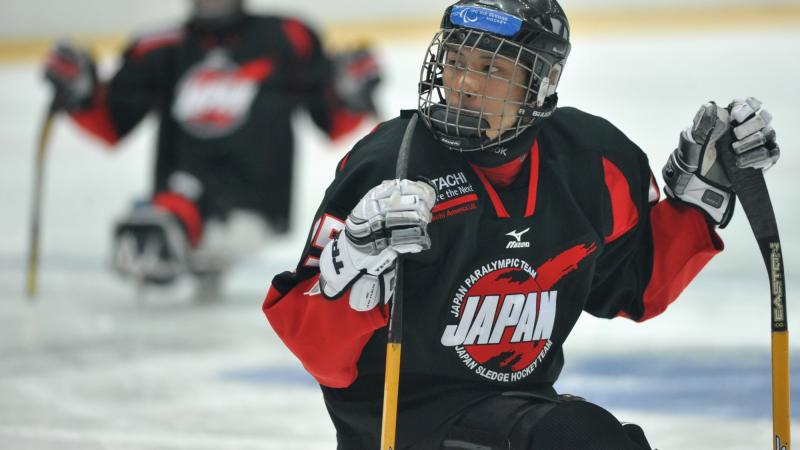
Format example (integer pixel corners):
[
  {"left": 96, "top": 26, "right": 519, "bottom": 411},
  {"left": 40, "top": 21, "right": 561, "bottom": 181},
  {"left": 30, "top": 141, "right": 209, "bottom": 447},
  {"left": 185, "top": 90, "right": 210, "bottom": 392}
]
[
  {"left": 262, "top": 0, "right": 780, "bottom": 448},
  {"left": 42, "top": 0, "right": 381, "bottom": 296}
]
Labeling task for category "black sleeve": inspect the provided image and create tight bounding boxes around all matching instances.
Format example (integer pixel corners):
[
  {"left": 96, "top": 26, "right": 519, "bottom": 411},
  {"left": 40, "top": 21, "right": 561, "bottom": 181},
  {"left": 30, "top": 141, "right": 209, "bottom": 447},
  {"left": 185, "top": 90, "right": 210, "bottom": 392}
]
[
  {"left": 104, "top": 38, "right": 169, "bottom": 138},
  {"left": 278, "top": 18, "right": 353, "bottom": 137},
  {"left": 582, "top": 125, "right": 656, "bottom": 320}
]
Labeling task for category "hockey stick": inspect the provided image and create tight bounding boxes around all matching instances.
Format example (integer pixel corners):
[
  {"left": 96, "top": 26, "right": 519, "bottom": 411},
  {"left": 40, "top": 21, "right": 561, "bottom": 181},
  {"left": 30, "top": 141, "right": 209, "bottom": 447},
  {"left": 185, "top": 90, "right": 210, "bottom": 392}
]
[
  {"left": 380, "top": 112, "right": 418, "bottom": 450},
  {"left": 25, "top": 97, "right": 59, "bottom": 298},
  {"left": 717, "top": 135, "right": 790, "bottom": 450}
]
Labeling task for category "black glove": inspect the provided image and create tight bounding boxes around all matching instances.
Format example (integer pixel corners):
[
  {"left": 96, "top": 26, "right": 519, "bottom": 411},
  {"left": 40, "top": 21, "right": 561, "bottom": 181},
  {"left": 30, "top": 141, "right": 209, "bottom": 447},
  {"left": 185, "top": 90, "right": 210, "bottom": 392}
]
[
  {"left": 332, "top": 46, "right": 382, "bottom": 115},
  {"left": 43, "top": 41, "right": 97, "bottom": 111}
]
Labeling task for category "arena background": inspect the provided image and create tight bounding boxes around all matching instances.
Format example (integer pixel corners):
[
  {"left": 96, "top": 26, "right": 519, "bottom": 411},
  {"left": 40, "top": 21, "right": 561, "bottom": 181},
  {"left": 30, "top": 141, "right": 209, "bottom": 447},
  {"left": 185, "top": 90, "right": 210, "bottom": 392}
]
[{"left": 0, "top": 1, "right": 798, "bottom": 448}]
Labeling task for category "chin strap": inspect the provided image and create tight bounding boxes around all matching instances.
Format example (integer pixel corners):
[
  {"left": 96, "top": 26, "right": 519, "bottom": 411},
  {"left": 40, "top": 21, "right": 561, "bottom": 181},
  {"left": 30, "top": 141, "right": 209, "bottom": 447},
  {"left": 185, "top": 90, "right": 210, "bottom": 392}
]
[
  {"left": 425, "top": 93, "right": 558, "bottom": 156},
  {"left": 518, "top": 93, "right": 559, "bottom": 121}
]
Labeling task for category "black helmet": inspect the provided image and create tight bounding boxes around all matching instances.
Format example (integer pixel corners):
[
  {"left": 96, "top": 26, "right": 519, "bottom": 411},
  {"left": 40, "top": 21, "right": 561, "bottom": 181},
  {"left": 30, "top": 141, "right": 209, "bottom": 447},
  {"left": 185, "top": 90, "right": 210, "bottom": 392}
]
[
  {"left": 418, "top": 0, "right": 571, "bottom": 152},
  {"left": 189, "top": 0, "right": 245, "bottom": 31}
]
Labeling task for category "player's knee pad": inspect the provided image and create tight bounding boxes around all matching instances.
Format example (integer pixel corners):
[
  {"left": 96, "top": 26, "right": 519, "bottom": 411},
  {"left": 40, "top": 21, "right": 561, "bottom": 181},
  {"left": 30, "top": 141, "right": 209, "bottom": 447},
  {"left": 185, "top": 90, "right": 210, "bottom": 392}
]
[
  {"left": 621, "top": 422, "right": 653, "bottom": 450},
  {"left": 437, "top": 393, "right": 652, "bottom": 450},
  {"left": 438, "top": 392, "right": 557, "bottom": 450},
  {"left": 111, "top": 205, "right": 190, "bottom": 285},
  {"left": 522, "top": 399, "right": 652, "bottom": 450}
]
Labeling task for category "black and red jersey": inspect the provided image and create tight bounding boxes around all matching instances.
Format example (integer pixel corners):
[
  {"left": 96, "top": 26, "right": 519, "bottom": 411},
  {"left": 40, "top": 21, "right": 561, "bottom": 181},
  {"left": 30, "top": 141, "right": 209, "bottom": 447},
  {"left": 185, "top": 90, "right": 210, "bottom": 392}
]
[
  {"left": 70, "top": 15, "right": 366, "bottom": 230},
  {"left": 263, "top": 107, "right": 723, "bottom": 449}
]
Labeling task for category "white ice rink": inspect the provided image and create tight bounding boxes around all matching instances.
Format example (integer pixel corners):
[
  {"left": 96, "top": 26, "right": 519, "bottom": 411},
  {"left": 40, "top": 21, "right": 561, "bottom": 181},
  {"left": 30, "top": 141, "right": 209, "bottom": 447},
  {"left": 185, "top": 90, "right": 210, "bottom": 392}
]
[{"left": 1, "top": 26, "right": 799, "bottom": 449}]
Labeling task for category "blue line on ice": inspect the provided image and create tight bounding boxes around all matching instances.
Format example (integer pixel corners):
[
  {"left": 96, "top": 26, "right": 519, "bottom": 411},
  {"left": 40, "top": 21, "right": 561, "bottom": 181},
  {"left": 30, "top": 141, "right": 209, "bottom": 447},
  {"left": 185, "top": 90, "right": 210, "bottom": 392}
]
[{"left": 221, "top": 354, "right": 799, "bottom": 420}]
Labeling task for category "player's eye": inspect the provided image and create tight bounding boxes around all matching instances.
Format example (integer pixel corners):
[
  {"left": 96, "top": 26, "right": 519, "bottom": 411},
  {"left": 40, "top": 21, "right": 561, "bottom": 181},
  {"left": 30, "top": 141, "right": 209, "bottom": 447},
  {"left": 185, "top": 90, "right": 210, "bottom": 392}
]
[{"left": 448, "top": 60, "right": 467, "bottom": 70}]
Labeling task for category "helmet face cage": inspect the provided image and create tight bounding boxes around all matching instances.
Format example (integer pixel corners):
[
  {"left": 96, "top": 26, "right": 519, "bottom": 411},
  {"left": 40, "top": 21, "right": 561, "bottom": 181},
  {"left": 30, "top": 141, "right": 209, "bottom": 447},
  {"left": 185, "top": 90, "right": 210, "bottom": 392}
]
[{"left": 419, "top": 27, "right": 561, "bottom": 152}]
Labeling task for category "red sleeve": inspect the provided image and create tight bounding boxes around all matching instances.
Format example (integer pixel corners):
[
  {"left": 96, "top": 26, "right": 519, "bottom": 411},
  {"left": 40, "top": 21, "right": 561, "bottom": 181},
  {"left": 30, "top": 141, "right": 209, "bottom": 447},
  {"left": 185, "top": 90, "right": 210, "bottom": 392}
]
[
  {"left": 632, "top": 200, "right": 723, "bottom": 322},
  {"left": 69, "top": 85, "right": 120, "bottom": 146},
  {"left": 263, "top": 275, "right": 388, "bottom": 388},
  {"left": 327, "top": 107, "right": 367, "bottom": 142}
]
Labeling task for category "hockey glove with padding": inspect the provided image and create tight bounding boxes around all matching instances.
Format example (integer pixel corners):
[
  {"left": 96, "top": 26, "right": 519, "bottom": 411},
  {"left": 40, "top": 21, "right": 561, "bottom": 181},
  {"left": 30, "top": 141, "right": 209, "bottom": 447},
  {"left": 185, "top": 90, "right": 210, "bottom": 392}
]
[
  {"left": 332, "top": 46, "right": 382, "bottom": 115},
  {"left": 662, "top": 98, "right": 778, "bottom": 227},
  {"left": 319, "top": 179, "right": 436, "bottom": 311},
  {"left": 729, "top": 97, "right": 780, "bottom": 170},
  {"left": 111, "top": 204, "right": 192, "bottom": 285},
  {"left": 43, "top": 41, "right": 98, "bottom": 111}
]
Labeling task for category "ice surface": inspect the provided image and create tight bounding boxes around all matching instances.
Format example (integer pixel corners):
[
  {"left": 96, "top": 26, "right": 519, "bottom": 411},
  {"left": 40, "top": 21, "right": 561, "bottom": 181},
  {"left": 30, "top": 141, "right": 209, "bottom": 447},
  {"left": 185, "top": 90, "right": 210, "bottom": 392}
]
[{"left": 1, "top": 28, "right": 799, "bottom": 449}]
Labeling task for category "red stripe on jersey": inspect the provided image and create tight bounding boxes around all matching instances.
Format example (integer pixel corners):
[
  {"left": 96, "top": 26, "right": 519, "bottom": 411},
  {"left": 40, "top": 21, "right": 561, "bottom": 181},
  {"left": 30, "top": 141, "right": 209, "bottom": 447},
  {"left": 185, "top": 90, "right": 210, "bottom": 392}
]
[
  {"left": 281, "top": 20, "right": 313, "bottom": 59},
  {"left": 432, "top": 194, "right": 478, "bottom": 213},
  {"left": 152, "top": 191, "right": 203, "bottom": 247},
  {"left": 263, "top": 275, "right": 389, "bottom": 388},
  {"left": 627, "top": 200, "right": 723, "bottom": 322},
  {"left": 131, "top": 31, "right": 184, "bottom": 59},
  {"left": 602, "top": 158, "right": 639, "bottom": 244},
  {"left": 524, "top": 141, "right": 540, "bottom": 218},
  {"left": 327, "top": 107, "right": 366, "bottom": 141},
  {"left": 237, "top": 59, "right": 274, "bottom": 81},
  {"left": 536, "top": 242, "right": 598, "bottom": 290},
  {"left": 470, "top": 163, "right": 511, "bottom": 218},
  {"left": 338, "top": 152, "right": 352, "bottom": 172},
  {"left": 70, "top": 86, "right": 119, "bottom": 146}
]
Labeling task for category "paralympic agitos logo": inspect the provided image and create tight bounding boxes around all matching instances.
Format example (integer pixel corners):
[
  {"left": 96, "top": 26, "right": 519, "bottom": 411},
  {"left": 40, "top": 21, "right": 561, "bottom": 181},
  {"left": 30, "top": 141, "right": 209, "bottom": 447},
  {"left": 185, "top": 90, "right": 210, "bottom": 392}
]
[{"left": 440, "top": 243, "right": 597, "bottom": 383}]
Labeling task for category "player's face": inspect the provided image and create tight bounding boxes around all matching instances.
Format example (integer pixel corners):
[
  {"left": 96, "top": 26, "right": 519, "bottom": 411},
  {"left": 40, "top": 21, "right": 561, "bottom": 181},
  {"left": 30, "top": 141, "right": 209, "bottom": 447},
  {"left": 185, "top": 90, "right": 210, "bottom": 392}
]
[{"left": 442, "top": 46, "right": 529, "bottom": 139}]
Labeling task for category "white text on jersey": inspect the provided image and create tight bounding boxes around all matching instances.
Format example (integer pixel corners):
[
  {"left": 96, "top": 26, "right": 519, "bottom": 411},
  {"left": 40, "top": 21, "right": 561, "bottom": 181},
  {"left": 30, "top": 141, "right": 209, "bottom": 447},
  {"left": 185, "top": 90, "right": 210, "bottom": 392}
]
[{"left": 441, "top": 291, "right": 557, "bottom": 346}]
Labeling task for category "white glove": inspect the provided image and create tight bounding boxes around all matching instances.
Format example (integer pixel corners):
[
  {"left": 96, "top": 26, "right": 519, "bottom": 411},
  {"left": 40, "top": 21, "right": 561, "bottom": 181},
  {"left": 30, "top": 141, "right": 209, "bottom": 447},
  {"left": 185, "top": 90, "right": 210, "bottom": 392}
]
[
  {"left": 662, "top": 98, "right": 779, "bottom": 227},
  {"left": 319, "top": 179, "right": 436, "bottom": 311},
  {"left": 729, "top": 97, "right": 780, "bottom": 170}
]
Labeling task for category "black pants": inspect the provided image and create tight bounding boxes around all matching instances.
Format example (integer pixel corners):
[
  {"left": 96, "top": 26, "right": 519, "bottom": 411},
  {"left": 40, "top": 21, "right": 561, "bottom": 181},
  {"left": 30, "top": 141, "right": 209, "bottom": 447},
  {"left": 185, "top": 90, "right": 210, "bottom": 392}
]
[{"left": 411, "top": 393, "right": 650, "bottom": 450}]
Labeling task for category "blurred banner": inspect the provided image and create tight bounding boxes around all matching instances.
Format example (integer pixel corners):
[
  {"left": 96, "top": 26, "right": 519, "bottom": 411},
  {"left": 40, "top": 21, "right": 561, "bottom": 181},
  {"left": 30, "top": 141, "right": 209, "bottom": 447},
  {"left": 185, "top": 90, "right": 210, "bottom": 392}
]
[{"left": 1, "top": 0, "right": 799, "bottom": 45}]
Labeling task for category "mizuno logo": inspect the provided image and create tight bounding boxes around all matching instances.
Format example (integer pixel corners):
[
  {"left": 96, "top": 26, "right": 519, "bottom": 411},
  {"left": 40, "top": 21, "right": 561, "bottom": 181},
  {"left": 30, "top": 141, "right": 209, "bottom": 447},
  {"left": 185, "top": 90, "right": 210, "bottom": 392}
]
[
  {"left": 506, "top": 228, "right": 529, "bottom": 242},
  {"left": 506, "top": 228, "right": 531, "bottom": 249}
]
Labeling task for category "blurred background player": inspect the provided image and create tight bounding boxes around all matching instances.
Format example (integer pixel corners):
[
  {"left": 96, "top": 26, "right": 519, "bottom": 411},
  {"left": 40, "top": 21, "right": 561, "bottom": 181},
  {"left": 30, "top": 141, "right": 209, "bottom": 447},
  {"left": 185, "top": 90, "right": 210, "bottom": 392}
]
[{"left": 42, "top": 0, "right": 381, "bottom": 298}]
